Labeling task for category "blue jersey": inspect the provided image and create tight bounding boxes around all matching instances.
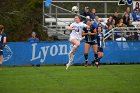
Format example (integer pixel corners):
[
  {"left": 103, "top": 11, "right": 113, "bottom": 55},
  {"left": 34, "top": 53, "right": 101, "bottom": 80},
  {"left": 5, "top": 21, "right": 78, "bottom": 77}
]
[
  {"left": 83, "top": 26, "right": 97, "bottom": 42},
  {"left": 97, "top": 33, "right": 104, "bottom": 48},
  {"left": 28, "top": 37, "right": 39, "bottom": 43},
  {"left": 0, "top": 32, "right": 6, "bottom": 49}
]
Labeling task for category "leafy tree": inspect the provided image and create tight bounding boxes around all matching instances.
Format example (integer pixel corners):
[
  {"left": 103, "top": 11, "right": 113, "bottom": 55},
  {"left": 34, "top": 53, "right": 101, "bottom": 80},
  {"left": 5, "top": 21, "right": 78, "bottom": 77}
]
[{"left": 0, "top": 0, "right": 50, "bottom": 42}]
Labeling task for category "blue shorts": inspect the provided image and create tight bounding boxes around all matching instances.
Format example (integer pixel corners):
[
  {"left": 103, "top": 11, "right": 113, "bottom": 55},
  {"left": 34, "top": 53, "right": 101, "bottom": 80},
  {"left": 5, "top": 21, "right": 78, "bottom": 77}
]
[
  {"left": 0, "top": 48, "right": 3, "bottom": 55},
  {"left": 98, "top": 47, "right": 103, "bottom": 52}
]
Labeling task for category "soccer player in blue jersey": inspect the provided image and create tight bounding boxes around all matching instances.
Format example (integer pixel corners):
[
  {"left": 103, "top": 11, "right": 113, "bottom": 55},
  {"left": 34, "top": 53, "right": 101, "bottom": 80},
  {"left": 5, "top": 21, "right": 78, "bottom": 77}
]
[
  {"left": 0, "top": 25, "right": 6, "bottom": 66},
  {"left": 82, "top": 20, "right": 98, "bottom": 67},
  {"left": 96, "top": 25, "right": 105, "bottom": 67}
]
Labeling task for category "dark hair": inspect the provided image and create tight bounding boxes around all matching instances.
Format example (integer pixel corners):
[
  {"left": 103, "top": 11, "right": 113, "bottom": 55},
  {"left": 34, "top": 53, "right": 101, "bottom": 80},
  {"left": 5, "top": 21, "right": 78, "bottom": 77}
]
[
  {"left": 97, "top": 24, "right": 103, "bottom": 32},
  {"left": 0, "top": 25, "right": 4, "bottom": 32},
  {"left": 119, "top": 18, "right": 123, "bottom": 21},
  {"left": 85, "top": 19, "right": 91, "bottom": 23},
  {"left": 136, "top": 2, "right": 139, "bottom": 9},
  {"left": 98, "top": 23, "right": 102, "bottom": 27}
]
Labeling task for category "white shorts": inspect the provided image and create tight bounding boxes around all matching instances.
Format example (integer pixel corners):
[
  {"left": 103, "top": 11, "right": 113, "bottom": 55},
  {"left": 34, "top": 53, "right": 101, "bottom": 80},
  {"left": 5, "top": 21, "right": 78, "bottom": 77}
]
[{"left": 69, "top": 36, "right": 81, "bottom": 42}]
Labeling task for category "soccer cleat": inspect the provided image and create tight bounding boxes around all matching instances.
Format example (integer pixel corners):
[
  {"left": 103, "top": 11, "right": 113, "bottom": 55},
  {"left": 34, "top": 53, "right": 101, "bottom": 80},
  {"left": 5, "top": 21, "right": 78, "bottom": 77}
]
[
  {"left": 66, "top": 63, "right": 69, "bottom": 70},
  {"left": 66, "top": 53, "right": 74, "bottom": 70},
  {"left": 95, "top": 62, "right": 99, "bottom": 68},
  {"left": 91, "top": 60, "right": 95, "bottom": 66},
  {"left": 66, "top": 59, "right": 72, "bottom": 70},
  {"left": 66, "top": 61, "right": 72, "bottom": 70},
  {"left": 84, "top": 60, "right": 88, "bottom": 67}
]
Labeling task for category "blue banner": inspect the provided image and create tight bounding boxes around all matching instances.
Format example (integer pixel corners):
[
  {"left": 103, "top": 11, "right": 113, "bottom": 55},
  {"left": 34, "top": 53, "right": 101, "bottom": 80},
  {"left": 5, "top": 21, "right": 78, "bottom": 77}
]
[{"left": 2, "top": 41, "right": 140, "bottom": 66}]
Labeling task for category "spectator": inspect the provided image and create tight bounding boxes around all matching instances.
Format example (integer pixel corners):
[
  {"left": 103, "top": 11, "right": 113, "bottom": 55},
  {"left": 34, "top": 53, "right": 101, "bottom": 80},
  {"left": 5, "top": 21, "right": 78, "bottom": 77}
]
[
  {"left": 90, "top": 8, "right": 96, "bottom": 20},
  {"left": 123, "top": 13, "right": 130, "bottom": 26},
  {"left": 81, "top": 6, "right": 91, "bottom": 21},
  {"left": 115, "top": 18, "right": 126, "bottom": 39},
  {"left": 133, "top": 2, "right": 140, "bottom": 13},
  {"left": 115, "top": 18, "right": 126, "bottom": 40},
  {"left": 111, "top": 19, "right": 116, "bottom": 28},
  {"left": 133, "top": 8, "right": 140, "bottom": 21},
  {"left": 128, "top": 20, "right": 134, "bottom": 27},
  {"left": 105, "top": 23, "right": 114, "bottom": 40},
  {"left": 117, "top": 18, "right": 126, "bottom": 27},
  {"left": 106, "top": 16, "right": 113, "bottom": 27},
  {"left": 124, "top": 7, "right": 133, "bottom": 20},
  {"left": 126, "top": 20, "right": 135, "bottom": 40},
  {"left": 108, "top": 25, "right": 113, "bottom": 31},
  {"left": 113, "top": 12, "right": 120, "bottom": 26},
  {"left": 28, "top": 32, "right": 39, "bottom": 42},
  {"left": 92, "top": 16, "right": 100, "bottom": 29}
]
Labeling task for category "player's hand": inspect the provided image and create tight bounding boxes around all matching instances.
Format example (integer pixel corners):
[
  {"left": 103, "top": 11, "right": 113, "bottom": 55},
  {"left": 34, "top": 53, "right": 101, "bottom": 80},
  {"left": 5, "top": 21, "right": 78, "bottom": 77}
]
[
  {"left": 88, "top": 33, "right": 91, "bottom": 35},
  {"left": 86, "top": 25, "right": 90, "bottom": 29},
  {"left": 74, "top": 28, "right": 78, "bottom": 31}
]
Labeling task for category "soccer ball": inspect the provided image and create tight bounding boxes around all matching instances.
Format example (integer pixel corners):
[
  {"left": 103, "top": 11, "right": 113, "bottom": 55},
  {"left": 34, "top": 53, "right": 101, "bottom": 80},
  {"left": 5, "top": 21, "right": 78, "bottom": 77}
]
[{"left": 72, "top": 6, "right": 79, "bottom": 13}]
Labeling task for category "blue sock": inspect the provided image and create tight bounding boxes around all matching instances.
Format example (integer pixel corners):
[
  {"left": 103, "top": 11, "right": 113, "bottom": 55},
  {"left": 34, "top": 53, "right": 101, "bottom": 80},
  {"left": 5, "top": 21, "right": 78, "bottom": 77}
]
[
  {"left": 94, "top": 54, "right": 98, "bottom": 61},
  {"left": 84, "top": 54, "right": 88, "bottom": 61}
]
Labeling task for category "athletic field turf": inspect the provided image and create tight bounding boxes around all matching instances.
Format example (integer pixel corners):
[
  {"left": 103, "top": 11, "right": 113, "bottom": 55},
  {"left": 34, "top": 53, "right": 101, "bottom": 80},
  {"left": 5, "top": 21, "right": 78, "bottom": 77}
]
[{"left": 0, "top": 65, "right": 140, "bottom": 93}]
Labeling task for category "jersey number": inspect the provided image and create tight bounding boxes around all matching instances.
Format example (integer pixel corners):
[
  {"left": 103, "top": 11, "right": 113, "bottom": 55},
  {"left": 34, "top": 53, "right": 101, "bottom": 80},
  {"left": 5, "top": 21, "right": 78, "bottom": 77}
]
[{"left": 118, "top": 0, "right": 132, "bottom": 5}]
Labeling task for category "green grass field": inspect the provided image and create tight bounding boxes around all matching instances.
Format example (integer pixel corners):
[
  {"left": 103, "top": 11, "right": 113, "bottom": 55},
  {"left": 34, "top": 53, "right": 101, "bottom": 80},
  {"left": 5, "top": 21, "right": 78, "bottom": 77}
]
[{"left": 0, "top": 65, "right": 140, "bottom": 93}]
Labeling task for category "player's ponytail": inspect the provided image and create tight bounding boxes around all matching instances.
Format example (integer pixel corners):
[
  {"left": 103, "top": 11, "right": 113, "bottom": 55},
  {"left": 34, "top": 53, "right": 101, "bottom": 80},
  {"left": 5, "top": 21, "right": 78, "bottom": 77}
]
[{"left": 0, "top": 25, "right": 4, "bottom": 32}]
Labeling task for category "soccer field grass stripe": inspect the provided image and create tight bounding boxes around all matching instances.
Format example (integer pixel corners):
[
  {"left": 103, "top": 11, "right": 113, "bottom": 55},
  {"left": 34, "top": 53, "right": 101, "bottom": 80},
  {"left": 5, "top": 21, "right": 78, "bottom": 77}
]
[{"left": 0, "top": 65, "right": 140, "bottom": 93}]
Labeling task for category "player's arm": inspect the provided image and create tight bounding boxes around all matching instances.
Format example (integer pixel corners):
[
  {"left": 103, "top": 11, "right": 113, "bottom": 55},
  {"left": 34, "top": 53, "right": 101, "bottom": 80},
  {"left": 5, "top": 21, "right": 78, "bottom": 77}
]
[
  {"left": 83, "top": 23, "right": 90, "bottom": 29},
  {"left": 66, "top": 23, "right": 78, "bottom": 31},
  {"left": 103, "top": 37, "right": 106, "bottom": 48},
  {"left": 66, "top": 26, "right": 78, "bottom": 31},
  {"left": 82, "top": 31, "right": 88, "bottom": 37},
  {"left": 2, "top": 36, "right": 6, "bottom": 48},
  {"left": 89, "top": 29, "right": 97, "bottom": 35},
  {"left": 85, "top": 25, "right": 90, "bottom": 29}
]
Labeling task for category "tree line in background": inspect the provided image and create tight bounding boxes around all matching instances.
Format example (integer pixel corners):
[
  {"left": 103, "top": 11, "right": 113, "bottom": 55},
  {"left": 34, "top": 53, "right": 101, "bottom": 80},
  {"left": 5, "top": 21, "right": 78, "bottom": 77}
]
[{"left": 0, "top": 0, "right": 53, "bottom": 42}]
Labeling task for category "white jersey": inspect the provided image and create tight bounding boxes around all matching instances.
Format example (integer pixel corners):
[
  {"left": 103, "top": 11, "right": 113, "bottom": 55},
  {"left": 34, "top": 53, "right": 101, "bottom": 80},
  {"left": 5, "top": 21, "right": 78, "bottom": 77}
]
[{"left": 69, "top": 22, "right": 87, "bottom": 41}]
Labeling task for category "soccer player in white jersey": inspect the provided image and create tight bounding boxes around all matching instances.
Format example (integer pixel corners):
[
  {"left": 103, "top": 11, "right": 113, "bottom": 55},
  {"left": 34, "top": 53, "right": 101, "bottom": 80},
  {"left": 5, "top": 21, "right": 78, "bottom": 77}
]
[{"left": 66, "top": 15, "right": 89, "bottom": 70}]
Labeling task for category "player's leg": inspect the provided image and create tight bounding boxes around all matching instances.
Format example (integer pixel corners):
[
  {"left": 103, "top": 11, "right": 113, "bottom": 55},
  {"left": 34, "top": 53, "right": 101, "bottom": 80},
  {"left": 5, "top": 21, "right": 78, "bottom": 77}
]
[
  {"left": 91, "top": 44, "right": 98, "bottom": 65},
  {"left": 66, "top": 39, "right": 80, "bottom": 70},
  {"left": 69, "top": 39, "right": 80, "bottom": 61},
  {"left": 97, "top": 52, "right": 102, "bottom": 67},
  {"left": 98, "top": 48, "right": 104, "bottom": 63},
  {"left": 84, "top": 43, "right": 90, "bottom": 67},
  {"left": 0, "top": 55, "right": 3, "bottom": 67},
  {"left": 97, "top": 48, "right": 104, "bottom": 68}
]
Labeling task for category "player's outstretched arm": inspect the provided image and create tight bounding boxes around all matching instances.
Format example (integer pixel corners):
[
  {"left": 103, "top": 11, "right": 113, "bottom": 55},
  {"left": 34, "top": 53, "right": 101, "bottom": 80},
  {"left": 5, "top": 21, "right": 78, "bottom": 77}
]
[
  {"left": 82, "top": 31, "right": 88, "bottom": 37},
  {"left": 66, "top": 27, "right": 78, "bottom": 31}
]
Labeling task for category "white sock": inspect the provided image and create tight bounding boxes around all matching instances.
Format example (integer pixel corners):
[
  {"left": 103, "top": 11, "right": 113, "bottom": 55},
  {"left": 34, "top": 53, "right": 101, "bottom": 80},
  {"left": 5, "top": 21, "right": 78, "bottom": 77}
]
[
  {"left": 69, "top": 45, "right": 77, "bottom": 62},
  {"left": 70, "top": 45, "right": 77, "bottom": 54}
]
